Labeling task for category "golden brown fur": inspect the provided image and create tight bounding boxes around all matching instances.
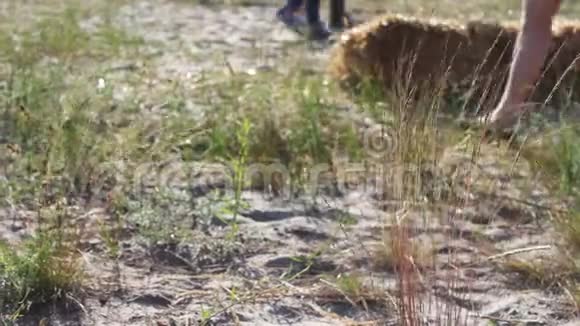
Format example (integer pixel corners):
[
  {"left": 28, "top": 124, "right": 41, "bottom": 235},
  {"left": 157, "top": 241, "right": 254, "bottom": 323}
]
[{"left": 328, "top": 14, "right": 580, "bottom": 113}]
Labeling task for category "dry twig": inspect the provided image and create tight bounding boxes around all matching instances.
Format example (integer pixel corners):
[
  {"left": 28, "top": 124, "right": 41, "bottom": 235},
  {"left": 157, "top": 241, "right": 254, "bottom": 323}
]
[{"left": 486, "top": 245, "right": 552, "bottom": 261}]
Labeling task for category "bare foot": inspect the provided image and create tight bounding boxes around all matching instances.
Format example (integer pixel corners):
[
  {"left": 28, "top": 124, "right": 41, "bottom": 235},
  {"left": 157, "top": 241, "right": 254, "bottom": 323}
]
[{"left": 479, "top": 104, "right": 526, "bottom": 132}]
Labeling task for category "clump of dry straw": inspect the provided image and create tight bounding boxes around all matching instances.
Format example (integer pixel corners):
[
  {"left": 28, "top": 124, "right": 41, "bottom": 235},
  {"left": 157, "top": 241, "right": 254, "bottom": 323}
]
[{"left": 328, "top": 13, "right": 580, "bottom": 112}]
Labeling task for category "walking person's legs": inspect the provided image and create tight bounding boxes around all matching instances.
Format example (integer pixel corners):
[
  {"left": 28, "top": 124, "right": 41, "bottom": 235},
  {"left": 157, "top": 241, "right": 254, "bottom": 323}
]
[
  {"left": 484, "top": 0, "right": 561, "bottom": 131},
  {"left": 277, "top": 0, "right": 306, "bottom": 27},
  {"left": 305, "top": 0, "right": 320, "bottom": 23},
  {"left": 305, "top": 0, "right": 331, "bottom": 40}
]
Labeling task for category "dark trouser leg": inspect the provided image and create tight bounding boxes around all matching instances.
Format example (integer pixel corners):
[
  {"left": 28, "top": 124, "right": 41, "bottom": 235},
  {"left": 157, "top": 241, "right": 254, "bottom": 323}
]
[
  {"left": 329, "top": 0, "right": 344, "bottom": 29},
  {"left": 305, "top": 0, "right": 320, "bottom": 24},
  {"left": 283, "top": 0, "right": 303, "bottom": 12}
]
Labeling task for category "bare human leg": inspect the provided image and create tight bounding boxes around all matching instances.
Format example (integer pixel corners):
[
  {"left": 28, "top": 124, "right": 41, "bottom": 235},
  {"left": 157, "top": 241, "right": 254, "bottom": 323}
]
[{"left": 485, "top": 0, "right": 561, "bottom": 131}]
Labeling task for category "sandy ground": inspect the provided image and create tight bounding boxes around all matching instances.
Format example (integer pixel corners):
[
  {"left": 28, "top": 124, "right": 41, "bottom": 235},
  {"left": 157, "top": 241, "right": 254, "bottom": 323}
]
[{"left": 2, "top": 0, "right": 580, "bottom": 325}]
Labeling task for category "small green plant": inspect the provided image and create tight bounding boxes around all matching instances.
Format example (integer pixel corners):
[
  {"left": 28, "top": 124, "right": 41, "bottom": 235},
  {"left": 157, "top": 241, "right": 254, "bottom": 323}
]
[
  {"left": 338, "top": 212, "right": 358, "bottom": 226},
  {"left": 551, "top": 207, "right": 580, "bottom": 263},
  {"left": 94, "top": 17, "right": 144, "bottom": 57},
  {"left": 351, "top": 76, "right": 390, "bottom": 123},
  {"left": 499, "top": 256, "right": 577, "bottom": 289},
  {"left": 521, "top": 125, "right": 580, "bottom": 297},
  {"left": 336, "top": 273, "right": 363, "bottom": 299},
  {"left": 0, "top": 229, "right": 84, "bottom": 318},
  {"left": 37, "top": 6, "right": 89, "bottom": 59},
  {"left": 125, "top": 187, "right": 194, "bottom": 244},
  {"left": 370, "top": 241, "right": 396, "bottom": 271},
  {"left": 98, "top": 218, "right": 121, "bottom": 259},
  {"left": 202, "top": 118, "right": 253, "bottom": 240},
  {"left": 522, "top": 123, "right": 580, "bottom": 195},
  {"left": 99, "top": 190, "right": 129, "bottom": 259},
  {"left": 231, "top": 118, "right": 252, "bottom": 222},
  {"left": 282, "top": 255, "right": 315, "bottom": 280},
  {"left": 200, "top": 68, "right": 366, "bottom": 197},
  {"left": 552, "top": 125, "right": 580, "bottom": 194},
  {"left": 199, "top": 306, "right": 215, "bottom": 326},
  {"left": 226, "top": 286, "right": 240, "bottom": 302}
]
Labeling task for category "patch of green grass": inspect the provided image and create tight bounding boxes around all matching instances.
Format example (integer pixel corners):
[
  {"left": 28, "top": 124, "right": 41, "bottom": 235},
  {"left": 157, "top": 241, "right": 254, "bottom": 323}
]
[
  {"left": 125, "top": 187, "right": 196, "bottom": 244},
  {"left": 563, "top": 211, "right": 580, "bottom": 253},
  {"left": 350, "top": 77, "right": 390, "bottom": 123},
  {"left": 0, "top": 6, "right": 89, "bottom": 65},
  {"left": 0, "top": 4, "right": 183, "bottom": 321},
  {"left": 335, "top": 272, "right": 364, "bottom": 298},
  {"left": 370, "top": 235, "right": 433, "bottom": 273},
  {"left": 338, "top": 212, "right": 359, "bottom": 226},
  {"left": 0, "top": 63, "right": 127, "bottom": 202},
  {"left": 0, "top": 2, "right": 143, "bottom": 67},
  {"left": 37, "top": 6, "right": 89, "bottom": 58},
  {"left": 93, "top": 21, "right": 145, "bottom": 57},
  {"left": 0, "top": 227, "right": 84, "bottom": 319},
  {"left": 521, "top": 124, "right": 580, "bottom": 280},
  {"left": 500, "top": 256, "right": 578, "bottom": 289},
  {"left": 0, "top": 3, "right": 164, "bottom": 206},
  {"left": 196, "top": 68, "right": 366, "bottom": 196},
  {"left": 552, "top": 125, "right": 580, "bottom": 194},
  {"left": 92, "top": 0, "right": 145, "bottom": 58},
  {"left": 522, "top": 123, "right": 580, "bottom": 195}
]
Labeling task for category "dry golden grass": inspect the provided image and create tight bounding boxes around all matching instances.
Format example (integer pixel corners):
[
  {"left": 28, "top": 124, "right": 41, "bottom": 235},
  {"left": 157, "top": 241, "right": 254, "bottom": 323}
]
[{"left": 329, "top": 13, "right": 580, "bottom": 114}]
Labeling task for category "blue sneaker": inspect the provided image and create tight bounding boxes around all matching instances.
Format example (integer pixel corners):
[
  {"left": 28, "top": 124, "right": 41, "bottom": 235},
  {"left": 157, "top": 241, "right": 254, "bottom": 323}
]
[
  {"left": 276, "top": 7, "right": 307, "bottom": 29},
  {"left": 307, "top": 21, "right": 331, "bottom": 41}
]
